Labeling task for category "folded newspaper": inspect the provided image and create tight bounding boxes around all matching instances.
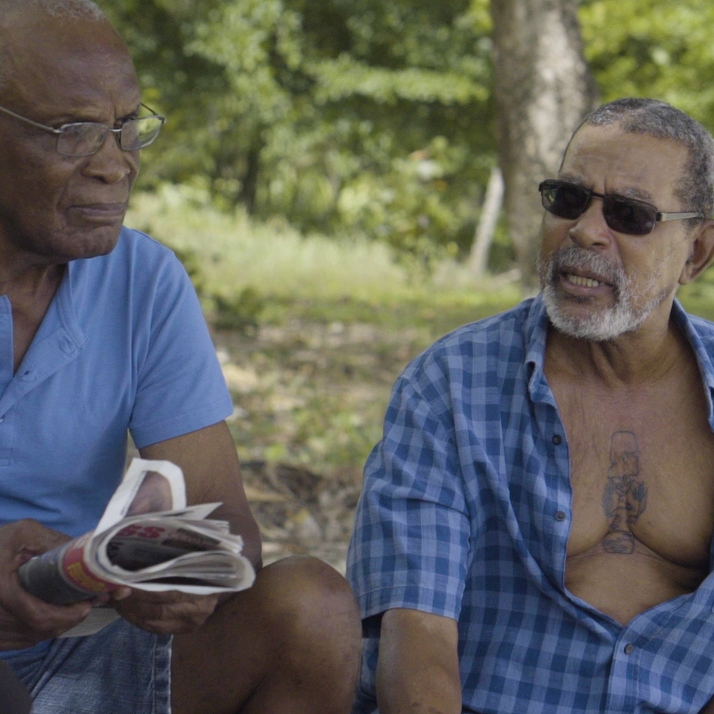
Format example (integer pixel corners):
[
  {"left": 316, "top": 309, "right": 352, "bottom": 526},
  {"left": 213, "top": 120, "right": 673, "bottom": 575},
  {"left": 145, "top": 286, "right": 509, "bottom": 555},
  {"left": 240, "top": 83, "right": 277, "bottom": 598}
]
[{"left": 18, "top": 458, "right": 256, "bottom": 637}]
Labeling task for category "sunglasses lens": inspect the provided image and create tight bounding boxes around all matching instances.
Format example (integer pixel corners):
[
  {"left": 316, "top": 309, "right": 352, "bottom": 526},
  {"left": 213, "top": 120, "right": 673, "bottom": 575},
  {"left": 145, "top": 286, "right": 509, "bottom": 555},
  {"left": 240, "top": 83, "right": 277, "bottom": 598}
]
[
  {"left": 603, "top": 196, "right": 656, "bottom": 235},
  {"left": 539, "top": 180, "right": 660, "bottom": 235},
  {"left": 540, "top": 181, "right": 590, "bottom": 219}
]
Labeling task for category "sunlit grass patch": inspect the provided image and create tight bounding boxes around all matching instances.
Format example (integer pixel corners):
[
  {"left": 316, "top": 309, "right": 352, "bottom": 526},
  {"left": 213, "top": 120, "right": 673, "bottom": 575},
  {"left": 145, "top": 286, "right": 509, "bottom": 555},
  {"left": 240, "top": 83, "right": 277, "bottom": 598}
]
[
  {"left": 125, "top": 185, "right": 521, "bottom": 329},
  {"left": 125, "top": 186, "right": 521, "bottom": 479}
]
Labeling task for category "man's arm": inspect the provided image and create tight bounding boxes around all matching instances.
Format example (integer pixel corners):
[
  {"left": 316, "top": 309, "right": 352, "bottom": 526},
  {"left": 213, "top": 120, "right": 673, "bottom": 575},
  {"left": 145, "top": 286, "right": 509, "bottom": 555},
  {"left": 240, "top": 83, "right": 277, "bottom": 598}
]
[
  {"left": 112, "top": 421, "right": 262, "bottom": 634},
  {"left": 139, "top": 420, "right": 261, "bottom": 567},
  {"left": 376, "top": 608, "right": 462, "bottom": 714}
]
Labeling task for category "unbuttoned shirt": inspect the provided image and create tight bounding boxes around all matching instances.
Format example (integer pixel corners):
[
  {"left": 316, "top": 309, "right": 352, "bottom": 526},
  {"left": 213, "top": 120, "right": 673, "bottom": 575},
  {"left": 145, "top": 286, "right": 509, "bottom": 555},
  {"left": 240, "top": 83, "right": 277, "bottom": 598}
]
[{"left": 347, "top": 295, "right": 714, "bottom": 714}]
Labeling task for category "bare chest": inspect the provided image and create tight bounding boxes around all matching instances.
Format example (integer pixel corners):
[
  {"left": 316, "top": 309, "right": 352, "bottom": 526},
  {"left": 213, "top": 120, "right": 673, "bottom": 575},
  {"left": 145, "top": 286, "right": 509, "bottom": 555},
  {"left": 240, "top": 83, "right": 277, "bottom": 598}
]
[{"left": 558, "top": 386, "right": 714, "bottom": 568}]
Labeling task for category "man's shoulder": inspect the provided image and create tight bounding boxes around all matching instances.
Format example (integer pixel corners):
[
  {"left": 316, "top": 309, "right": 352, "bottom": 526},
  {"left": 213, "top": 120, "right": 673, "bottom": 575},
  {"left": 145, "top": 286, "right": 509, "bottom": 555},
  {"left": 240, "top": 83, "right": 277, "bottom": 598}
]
[
  {"left": 73, "top": 226, "right": 182, "bottom": 285},
  {"left": 408, "top": 299, "right": 533, "bottom": 364},
  {"left": 399, "top": 299, "right": 535, "bottom": 387},
  {"left": 675, "top": 303, "right": 714, "bottom": 360}
]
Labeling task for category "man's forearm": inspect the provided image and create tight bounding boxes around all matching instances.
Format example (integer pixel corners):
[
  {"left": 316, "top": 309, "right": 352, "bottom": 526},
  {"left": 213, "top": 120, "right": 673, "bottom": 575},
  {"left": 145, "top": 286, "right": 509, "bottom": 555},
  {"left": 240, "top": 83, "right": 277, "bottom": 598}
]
[
  {"left": 377, "top": 658, "right": 462, "bottom": 714},
  {"left": 376, "top": 608, "right": 462, "bottom": 714},
  {"left": 139, "top": 422, "right": 263, "bottom": 569}
]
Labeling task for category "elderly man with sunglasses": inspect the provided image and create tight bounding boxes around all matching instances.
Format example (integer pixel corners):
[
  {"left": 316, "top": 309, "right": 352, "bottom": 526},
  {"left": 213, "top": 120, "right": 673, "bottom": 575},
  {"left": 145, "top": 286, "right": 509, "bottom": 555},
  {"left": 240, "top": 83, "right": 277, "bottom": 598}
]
[
  {"left": 0, "top": 1, "right": 360, "bottom": 713},
  {"left": 348, "top": 97, "right": 714, "bottom": 714}
]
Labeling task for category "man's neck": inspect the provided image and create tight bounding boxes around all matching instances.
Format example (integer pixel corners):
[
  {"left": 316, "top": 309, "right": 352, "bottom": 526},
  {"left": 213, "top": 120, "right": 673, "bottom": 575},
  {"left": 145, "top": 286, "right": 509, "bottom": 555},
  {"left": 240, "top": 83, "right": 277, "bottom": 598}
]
[
  {"left": 0, "top": 265, "right": 64, "bottom": 304},
  {"left": 544, "top": 306, "right": 689, "bottom": 388},
  {"left": 0, "top": 262, "right": 66, "bottom": 372}
]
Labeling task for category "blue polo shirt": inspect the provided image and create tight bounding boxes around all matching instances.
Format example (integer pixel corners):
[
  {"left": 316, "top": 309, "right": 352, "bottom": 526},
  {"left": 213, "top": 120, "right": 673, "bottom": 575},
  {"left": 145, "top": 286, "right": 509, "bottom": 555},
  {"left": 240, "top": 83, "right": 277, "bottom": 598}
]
[
  {"left": 348, "top": 296, "right": 714, "bottom": 714},
  {"left": 0, "top": 227, "right": 233, "bottom": 540}
]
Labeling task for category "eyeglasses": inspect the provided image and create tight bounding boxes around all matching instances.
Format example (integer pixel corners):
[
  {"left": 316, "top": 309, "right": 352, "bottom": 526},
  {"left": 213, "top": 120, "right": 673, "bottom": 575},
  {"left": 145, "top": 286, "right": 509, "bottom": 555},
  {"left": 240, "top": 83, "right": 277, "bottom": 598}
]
[
  {"left": 0, "top": 102, "right": 166, "bottom": 157},
  {"left": 538, "top": 179, "right": 703, "bottom": 236}
]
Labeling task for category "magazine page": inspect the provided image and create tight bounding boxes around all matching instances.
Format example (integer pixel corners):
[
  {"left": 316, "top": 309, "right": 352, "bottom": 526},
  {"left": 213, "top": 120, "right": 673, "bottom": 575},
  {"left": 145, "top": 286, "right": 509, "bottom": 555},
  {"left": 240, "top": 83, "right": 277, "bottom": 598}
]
[
  {"left": 17, "top": 458, "right": 256, "bottom": 638},
  {"left": 94, "top": 458, "right": 186, "bottom": 534}
]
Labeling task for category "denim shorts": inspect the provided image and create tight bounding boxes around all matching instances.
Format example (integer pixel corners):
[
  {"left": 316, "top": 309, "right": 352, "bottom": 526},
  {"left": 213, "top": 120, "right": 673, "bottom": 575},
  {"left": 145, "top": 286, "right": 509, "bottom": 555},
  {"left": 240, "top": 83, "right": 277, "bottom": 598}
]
[{"left": 4, "top": 618, "right": 171, "bottom": 714}]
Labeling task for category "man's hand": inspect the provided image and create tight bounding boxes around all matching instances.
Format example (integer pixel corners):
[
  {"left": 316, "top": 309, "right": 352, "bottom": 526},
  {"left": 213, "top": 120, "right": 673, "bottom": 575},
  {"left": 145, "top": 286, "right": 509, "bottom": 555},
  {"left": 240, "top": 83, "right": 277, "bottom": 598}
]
[
  {"left": 376, "top": 608, "right": 462, "bottom": 714},
  {"left": 0, "top": 520, "right": 94, "bottom": 650},
  {"left": 116, "top": 422, "right": 258, "bottom": 637},
  {"left": 110, "top": 588, "right": 220, "bottom": 635}
]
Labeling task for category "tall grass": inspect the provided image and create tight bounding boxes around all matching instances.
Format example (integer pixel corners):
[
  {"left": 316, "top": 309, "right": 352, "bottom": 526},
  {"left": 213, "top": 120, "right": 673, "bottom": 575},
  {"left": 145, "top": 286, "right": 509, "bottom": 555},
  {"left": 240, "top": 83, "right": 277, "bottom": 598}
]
[{"left": 125, "top": 185, "right": 521, "bottom": 312}]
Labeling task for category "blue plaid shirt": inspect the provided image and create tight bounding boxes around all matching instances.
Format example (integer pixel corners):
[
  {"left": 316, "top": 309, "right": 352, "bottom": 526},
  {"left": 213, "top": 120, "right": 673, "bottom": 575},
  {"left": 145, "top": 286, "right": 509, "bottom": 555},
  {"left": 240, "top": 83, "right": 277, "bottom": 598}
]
[{"left": 347, "top": 295, "right": 714, "bottom": 714}]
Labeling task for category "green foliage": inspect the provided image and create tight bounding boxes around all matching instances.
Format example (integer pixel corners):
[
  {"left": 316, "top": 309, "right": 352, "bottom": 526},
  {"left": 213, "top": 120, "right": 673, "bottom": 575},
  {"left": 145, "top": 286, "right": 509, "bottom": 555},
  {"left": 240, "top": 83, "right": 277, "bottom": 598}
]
[
  {"left": 213, "top": 288, "right": 266, "bottom": 334},
  {"left": 99, "top": 0, "right": 497, "bottom": 266},
  {"left": 103, "top": 0, "right": 714, "bottom": 281},
  {"left": 124, "top": 187, "right": 521, "bottom": 331},
  {"left": 580, "top": 0, "right": 714, "bottom": 127}
]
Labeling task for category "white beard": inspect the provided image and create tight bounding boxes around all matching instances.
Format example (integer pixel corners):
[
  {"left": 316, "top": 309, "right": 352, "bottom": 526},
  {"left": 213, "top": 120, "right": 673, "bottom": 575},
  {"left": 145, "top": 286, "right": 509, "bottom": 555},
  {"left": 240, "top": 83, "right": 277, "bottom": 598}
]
[{"left": 538, "top": 247, "right": 667, "bottom": 342}]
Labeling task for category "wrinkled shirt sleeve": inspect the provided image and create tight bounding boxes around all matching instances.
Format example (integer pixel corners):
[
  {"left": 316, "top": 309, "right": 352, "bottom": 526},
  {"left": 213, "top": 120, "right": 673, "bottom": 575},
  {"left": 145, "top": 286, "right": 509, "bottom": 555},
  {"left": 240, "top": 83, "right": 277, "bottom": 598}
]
[{"left": 348, "top": 371, "right": 471, "bottom": 626}]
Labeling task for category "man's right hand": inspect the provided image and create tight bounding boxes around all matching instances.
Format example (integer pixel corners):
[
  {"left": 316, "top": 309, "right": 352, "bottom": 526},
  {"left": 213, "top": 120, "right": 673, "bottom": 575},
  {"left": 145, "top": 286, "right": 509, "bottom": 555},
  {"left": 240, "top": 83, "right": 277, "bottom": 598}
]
[{"left": 0, "top": 520, "right": 94, "bottom": 650}]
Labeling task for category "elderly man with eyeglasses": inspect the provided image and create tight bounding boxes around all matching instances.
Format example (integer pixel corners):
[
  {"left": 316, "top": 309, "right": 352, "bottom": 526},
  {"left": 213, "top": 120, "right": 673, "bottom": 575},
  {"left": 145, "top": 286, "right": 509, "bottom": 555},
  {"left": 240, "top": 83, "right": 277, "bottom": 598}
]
[
  {"left": 347, "top": 98, "right": 714, "bottom": 714},
  {"left": 0, "top": 2, "right": 360, "bottom": 713}
]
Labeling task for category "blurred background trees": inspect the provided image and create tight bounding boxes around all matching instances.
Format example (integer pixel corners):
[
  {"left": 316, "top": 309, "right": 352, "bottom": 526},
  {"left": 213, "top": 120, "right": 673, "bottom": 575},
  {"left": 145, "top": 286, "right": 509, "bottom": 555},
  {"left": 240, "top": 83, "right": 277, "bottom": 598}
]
[{"left": 100, "top": 0, "right": 714, "bottom": 286}]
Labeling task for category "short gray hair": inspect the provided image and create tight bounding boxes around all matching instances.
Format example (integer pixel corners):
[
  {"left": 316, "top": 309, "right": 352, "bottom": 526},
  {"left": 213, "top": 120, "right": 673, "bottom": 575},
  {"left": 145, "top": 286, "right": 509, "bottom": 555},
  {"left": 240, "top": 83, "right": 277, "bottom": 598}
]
[
  {"left": 9, "top": 0, "right": 104, "bottom": 20},
  {"left": 0, "top": 0, "right": 107, "bottom": 90},
  {"left": 578, "top": 98, "right": 714, "bottom": 222}
]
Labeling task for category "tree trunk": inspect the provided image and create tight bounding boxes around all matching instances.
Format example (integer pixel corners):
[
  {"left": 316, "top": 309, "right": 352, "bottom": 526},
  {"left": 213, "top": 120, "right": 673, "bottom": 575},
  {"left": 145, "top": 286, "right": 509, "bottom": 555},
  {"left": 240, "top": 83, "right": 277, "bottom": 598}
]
[
  {"left": 490, "top": 0, "right": 598, "bottom": 290},
  {"left": 237, "top": 139, "right": 263, "bottom": 215},
  {"left": 468, "top": 165, "right": 504, "bottom": 279}
]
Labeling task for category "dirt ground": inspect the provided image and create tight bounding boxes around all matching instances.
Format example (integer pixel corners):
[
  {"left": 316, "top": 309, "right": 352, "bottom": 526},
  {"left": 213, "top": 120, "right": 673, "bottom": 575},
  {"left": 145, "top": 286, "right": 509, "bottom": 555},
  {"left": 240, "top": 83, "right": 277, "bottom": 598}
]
[{"left": 212, "top": 318, "right": 438, "bottom": 573}]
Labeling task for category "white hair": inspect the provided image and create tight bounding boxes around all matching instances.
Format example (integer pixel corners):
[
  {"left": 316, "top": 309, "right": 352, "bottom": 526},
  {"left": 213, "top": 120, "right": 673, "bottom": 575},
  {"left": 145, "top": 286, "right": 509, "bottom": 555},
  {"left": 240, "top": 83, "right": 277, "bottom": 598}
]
[
  {"left": 538, "top": 246, "right": 669, "bottom": 342},
  {"left": 0, "top": 0, "right": 105, "bottom": 21},
  {"left": 31, "top": 0, "right": 104, "bottom": 20},
  {"left": 0, "top": 0, "right": 107, "bottom": 91}
]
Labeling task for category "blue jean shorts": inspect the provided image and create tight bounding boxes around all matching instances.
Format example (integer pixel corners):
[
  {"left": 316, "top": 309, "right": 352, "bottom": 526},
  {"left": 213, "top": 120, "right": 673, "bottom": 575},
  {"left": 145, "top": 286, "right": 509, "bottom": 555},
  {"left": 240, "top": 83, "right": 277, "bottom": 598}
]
[{"left": 4, "top": 618, "right": 171, "bottom": 714}]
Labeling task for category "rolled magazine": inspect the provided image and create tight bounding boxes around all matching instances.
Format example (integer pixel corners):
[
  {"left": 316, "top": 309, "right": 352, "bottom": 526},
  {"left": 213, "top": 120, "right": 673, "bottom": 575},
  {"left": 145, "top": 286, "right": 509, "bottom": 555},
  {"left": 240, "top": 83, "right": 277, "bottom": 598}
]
[{"left": 18, "top": 458, "right": 256, "bottom": 636}]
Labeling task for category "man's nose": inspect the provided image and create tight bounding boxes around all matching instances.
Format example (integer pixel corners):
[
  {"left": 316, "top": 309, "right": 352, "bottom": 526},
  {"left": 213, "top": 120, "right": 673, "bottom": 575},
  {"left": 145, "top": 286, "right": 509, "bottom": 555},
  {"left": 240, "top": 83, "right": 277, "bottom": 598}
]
[
  {"left": 567, "top": 196, "right": 613, "bottom": 250},
  {"left": 82, "top": 129, "right": 136, "bottom": 183}
]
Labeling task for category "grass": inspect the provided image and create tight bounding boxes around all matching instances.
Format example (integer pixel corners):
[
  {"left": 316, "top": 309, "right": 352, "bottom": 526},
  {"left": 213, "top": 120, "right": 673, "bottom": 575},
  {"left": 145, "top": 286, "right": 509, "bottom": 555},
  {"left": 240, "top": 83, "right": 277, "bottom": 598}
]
[
  {"left": 124, "top": 186, "right": 523, "bottom": 480},
  {"left": 124, "top": 184, "right": 522, "bottom": 334}
]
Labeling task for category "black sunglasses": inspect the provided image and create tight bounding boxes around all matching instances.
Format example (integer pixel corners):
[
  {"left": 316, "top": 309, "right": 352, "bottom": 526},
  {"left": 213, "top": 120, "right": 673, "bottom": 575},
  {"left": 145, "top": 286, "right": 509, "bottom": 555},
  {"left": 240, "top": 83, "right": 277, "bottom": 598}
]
[{"left": 538, "top": 179, "right": 703, "bottom": 236}]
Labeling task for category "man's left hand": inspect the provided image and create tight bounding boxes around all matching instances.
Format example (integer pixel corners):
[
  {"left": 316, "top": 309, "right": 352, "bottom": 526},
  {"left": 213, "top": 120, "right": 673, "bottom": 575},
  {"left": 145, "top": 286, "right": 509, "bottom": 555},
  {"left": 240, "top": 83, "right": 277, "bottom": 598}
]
[{"left": 110, "top": 589, "right": 220, "bottom": 635}]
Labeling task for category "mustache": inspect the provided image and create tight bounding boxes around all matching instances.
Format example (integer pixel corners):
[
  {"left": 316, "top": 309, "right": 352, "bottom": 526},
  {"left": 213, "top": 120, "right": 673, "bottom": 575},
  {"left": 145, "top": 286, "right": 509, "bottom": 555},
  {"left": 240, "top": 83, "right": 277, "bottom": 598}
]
[{"left": 539, "top": 247, "right": 627, "bottom": 293}]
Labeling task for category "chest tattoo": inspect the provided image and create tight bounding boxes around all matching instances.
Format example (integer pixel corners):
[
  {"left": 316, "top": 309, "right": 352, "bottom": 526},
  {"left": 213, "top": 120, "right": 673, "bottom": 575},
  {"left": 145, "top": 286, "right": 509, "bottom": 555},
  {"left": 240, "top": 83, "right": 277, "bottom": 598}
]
[{"left": 601, "top": 431, "right": 648, "bottom": 554}]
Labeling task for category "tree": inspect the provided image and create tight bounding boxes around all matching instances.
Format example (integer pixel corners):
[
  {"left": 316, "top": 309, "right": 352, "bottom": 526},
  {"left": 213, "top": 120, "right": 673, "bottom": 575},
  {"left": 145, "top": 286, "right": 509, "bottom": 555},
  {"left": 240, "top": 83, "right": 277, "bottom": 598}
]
[
  {"left": 101, "top": 0, "right": 497, "bottom": 265},
  {"left": 580, "top": 0, "right": 714, "bottom": 127},
  {"left": 490, "top": 0, "right": 598, "bottom": 289}
]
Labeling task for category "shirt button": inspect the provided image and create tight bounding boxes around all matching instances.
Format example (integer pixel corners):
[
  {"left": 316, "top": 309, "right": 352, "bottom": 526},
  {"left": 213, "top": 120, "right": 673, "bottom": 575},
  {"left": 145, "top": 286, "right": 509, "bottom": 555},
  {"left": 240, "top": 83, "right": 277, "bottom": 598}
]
[
  {"left": 624, "top": 643, "right": 634, "bottom": 655},
  {"left": 553, "top": 434, "right": 562, "bottom": 445},
  {"left": 60, "top": 336, "right": 75, "bottom": 354},
  {"left": 555, "top": 510, "right": 566, "bottom": 521}
]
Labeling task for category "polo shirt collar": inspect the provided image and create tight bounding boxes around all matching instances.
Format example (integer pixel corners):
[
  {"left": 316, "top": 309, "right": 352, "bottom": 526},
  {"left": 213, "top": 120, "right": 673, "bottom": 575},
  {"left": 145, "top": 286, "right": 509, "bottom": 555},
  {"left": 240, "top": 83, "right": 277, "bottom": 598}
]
[
  {"left": 53, "top": 261, "right": 88, "bottom": 352},
  {"left": 0, "top": 262, "right": 86, "bottom": 415}
]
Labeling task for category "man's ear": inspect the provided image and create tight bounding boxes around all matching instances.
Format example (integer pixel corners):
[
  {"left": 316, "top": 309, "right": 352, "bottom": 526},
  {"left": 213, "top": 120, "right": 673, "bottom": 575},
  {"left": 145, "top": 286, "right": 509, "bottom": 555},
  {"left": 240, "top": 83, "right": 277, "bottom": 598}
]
[{"left": 679, "top": 220, "right": 714, "bottom": 285}]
